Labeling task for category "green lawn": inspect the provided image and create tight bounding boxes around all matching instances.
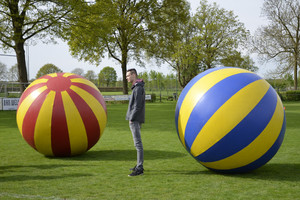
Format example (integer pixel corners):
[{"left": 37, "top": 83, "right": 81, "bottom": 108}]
[{"left": 0, "top": 101, "right": 299, "bottom": 200}]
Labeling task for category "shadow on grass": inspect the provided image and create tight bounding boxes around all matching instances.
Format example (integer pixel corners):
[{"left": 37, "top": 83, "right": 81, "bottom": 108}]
[
  {"left": 55, "top": 149, "right": 187, "bottom": 161},
  {"left": 239, "top": 163, "right": 300, "bottom": 182},
  {"left": 0, "top": 164, "right": 92, "bottom": 183},
  {"left": 0, "top": 173, "right": 91, "bottom": 183},
  {"left": 0, "top": 164, "right": 78, "bottom": 172},
  {"left": 153, "top": 163, "right": 300, "bottom": 182}
]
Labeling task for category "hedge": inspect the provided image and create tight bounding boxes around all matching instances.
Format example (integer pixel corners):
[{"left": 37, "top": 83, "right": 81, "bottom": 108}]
[{"left": 285, "top": 90, "right": 300, "bottom": 101}]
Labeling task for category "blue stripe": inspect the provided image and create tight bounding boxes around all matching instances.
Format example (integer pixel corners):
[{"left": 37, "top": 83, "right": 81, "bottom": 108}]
[
  {"left": 175, "top": 67, "right": 224, "bottom": 139},
  {"left": 196, "top": 86, "right": 277, "bottom": 162},
  {"left": 208, "top": 113, "right": 286, "bottom": 173},
  {"left": 184, "top": 72, "right": 262, "bottom": 152}
]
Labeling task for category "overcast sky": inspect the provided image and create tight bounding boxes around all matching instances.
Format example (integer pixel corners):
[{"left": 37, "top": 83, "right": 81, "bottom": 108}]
[{"left": 0, "top": 0, "right": 269, "bottom": 80}]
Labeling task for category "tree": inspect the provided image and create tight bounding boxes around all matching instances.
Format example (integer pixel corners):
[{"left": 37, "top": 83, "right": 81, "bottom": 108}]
[
  {"left": 137, "top": 70, "right": 178, "bottom": 92},
  {"left": 172, "top": 37, "right": 201, "bottom": 87},
  {"left": 0, "top": 0, "right": 77, "bottom": 92},
  {"left": 146, "top": 1, "right": 191, "bottom": 87},
  {"left": 36, "top": 64, "right": 63, "bottom": 79},
  {"left": 165, "top": 73, "right": 178, "bottom": 90},
  {"left": 98, "top": 66, "right": 117, "bottom": 87},
  {"left": 220, "top": 51, "right": 258, "bottom": 72},
  {"left": 138, "top": 71, "right": 149, "bottom": 83},
  {"left": 138, "top": 71, "right": 149, "bottom": 90},
  {"left": 0, "top": 62, "right": 7, "bottom": 81},
  {"left": 7, "top": 64, "right": 18, "bottom": 81},
  {"left": 150, "top": 0, "right": 249, "bottom": 87},
  {"left": 148, "top": 70, "right": 164, "bottom": 90},
  {"left": 85, "top": 70, "right": 97, "bottom": 84},
  {"left": 192, "top": 1, "right": 249, "bottom": 68},
  {"left": 149, "top": 70, "right": 158, "bottom": 90},
  {"left": 267, "top": 72, "right": 294, "bottom": 91},
  {"left": 71, "top": 67, "right": 85, "bottom": 76},
  {"left": 252, "top": 0, "right": 300, "bottom": 90},
  {"left": 65, "top": 0, "right": 190, "bottom": 94}
]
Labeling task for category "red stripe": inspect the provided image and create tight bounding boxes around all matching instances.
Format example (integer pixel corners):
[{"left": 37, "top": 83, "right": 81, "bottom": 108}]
[
  {"left": 38, "top": 74, "right": 55, "bottom": 79},
  {"left": 22, "top": 89, "right": 50, "bottom": 150},
  {"left": 55, "top": 73, "right": 83, "bottom": 79},
  {"left": 51, "top": 92, "right": 71, "bottom": 156},
  {"left": 66, "top": 88, "right": 100, "bottom": 150},
  {"left": 68, "top": 74, "right": 85, "bottom": 79},
  {"left": 71, "top": 82, "right": 107, "bottom": 113},
  {"left": 18, "top": 83, "right": 47, "bottom": 108},
  {"left": 56, "top": 73, "right": 64, "bottom": 77}
]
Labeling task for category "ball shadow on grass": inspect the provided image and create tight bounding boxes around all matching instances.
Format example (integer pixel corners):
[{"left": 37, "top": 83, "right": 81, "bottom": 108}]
[{"left": 55, "top": 149, "right": 187, "bottom": 161}]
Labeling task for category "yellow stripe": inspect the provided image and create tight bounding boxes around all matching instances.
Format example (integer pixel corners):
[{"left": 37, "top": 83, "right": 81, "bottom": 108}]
[
  {"left": 47, "top": 73, "right": 58, "bottom": 77},
  {"left": 201, "top": 95, "right": 284, "bottom": 170},
  {"left": 70, "top": 85, "right": 107, "bottom": 136},
  {"left": 16, "top": 86, "right": 48, "bottom": 136},
  {"left": 25, "top": 79, "right": 48, "bottom": 90},
  {"left": 190, "top": 79, "right": 270, "bottom": 157},
  {"left": 177, "top": 68, "right": 252, "bottom": 148},
  {"left": 63, "top": 73, "right": 75, "bottom": 77},
  {"left": 34, "top": 91, "right": 55, "bottom": 156},
  {"left": 61, "top": 91, "right": 88, "bottom": 155},
  {"left": 71, "top": 78, "right": 100, "bottom": 92}
]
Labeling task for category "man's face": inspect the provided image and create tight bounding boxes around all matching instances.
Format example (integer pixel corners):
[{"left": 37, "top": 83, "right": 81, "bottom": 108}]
[{"left": 126, "top": 71, "right": 135, "bottom": 83}]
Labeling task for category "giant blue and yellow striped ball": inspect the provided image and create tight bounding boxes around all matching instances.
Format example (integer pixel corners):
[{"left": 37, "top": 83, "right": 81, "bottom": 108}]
[{"left": 175, "top": 67, "right": 286, "bottom": 173}]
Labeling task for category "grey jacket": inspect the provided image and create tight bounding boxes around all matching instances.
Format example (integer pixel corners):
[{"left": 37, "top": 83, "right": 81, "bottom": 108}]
[{"left": 126, "top": 79, "right": 145, "bottom": 123}]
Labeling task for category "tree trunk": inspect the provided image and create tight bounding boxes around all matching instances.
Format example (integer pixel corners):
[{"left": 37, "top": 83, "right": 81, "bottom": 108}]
[
  {"left": 121, "top": 49, "right": 128, "bottom": 94},
  {"left": 294, "top": 53, "right": 298, "bottom": 90},
  {"left": 14, "top": 41, "right": 28, "bottom": 92},
  {"left": 121, "top": 41, "right": 128, "bottom": 94},
  {"left": 122, "top": 65, "right": 128, "bottom": 94}
]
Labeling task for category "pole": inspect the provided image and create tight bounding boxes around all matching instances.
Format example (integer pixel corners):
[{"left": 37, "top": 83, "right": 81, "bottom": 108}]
[{"left": 26, "top": 45, "right": 29, "bottom": 80}]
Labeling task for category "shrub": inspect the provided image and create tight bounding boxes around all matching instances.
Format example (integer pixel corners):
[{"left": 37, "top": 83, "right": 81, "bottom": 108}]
[
  {"left": 150, "top": 93, "right": 156, "bottom": 102},
  {"left": 286, "top": 90, "right": 300, "bottom": 101},
  {"left": 278, "top": 92, "right": 286, "bottom": 101}
]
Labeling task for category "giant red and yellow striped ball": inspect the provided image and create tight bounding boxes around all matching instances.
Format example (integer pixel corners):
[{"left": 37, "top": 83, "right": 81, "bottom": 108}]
[
  {"left": 175, "top": 67, "right": 286, "bottom": 173},
  {"left": 16, "top": 73, "right": 107, "bottom": 157}
]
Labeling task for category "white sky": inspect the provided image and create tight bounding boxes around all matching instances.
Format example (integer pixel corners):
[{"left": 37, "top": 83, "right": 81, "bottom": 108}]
[{"left": 0, "top": 0, "right": 270, "bottom": 80}]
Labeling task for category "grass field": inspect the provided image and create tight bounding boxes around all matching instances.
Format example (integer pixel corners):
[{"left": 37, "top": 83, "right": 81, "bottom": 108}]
[{"left": 0, "top": 101, "right": 299, "bottom": 200}]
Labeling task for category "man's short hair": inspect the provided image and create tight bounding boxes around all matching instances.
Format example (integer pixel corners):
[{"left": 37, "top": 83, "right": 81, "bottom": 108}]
[{"left": 127, "top": 68, "right": 138, "bottom": 76}]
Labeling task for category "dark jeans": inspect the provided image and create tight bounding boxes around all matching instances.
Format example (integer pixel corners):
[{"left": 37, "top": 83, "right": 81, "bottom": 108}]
[{"left": 129, "top": 121, "right": 144, "bottom": 169}]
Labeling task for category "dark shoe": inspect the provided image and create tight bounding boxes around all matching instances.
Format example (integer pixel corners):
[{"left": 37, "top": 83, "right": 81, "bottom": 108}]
[
  {"left": 128, "top": 168, "right": 144, "bottom": 177},
  {"left": 129, "top": 165, "right": 137, "bottom": 171}
]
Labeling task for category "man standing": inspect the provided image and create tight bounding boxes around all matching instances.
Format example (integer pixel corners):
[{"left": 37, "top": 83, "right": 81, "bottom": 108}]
[{"left": 126, "top": 68, "right": 145, "bottom": 177}]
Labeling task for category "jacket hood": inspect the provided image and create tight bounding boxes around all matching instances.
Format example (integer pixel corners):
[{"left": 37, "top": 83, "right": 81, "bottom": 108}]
[{"left": 132, "top": 79, "right": 144, "bottom": 89}]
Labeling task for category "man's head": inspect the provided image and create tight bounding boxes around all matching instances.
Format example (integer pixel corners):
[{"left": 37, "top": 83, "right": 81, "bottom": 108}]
[{"left": 126, "top": 68, "right": 138, "bottom": 83}]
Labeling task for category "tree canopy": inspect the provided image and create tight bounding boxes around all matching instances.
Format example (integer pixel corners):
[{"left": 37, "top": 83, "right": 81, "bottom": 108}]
[
  {"left": 220, "top": 51, "right": 258, "bottom": 72},
  {"left": 64, "top": 0, "right": 190, "bottom": 94},
  {"left": 0, "top": 0, "right": 77, "bottom": 91},
  {"left": 252, "top": 0, "right": 300, "bottom": 89},
  {"left": 71, "top": 68, "right": 85, "bottom": 76},
  {"left": 3, "top": 0, "right": 288, "bottom": 91},
  {"left": 0, "top": 62, "right": 7, "bottom": 81},
  {"left": 98, "top": 66, "right": 117, "bottom": 87},
  {"left": 149, "top": 0, "right": 250, "bottom": 87},
  {"left": 7, "top": 64, "right": 18, "bottom": 81},
  {"left": 85, "top": 70, "right": 97, "bottom": 84},
  {"left": 36, "top": 63, "right": 63, "bottom": 79}
]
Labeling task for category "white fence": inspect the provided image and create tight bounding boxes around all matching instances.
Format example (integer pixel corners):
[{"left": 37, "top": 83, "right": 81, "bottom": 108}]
[
  {"left": 0, "top": 95, "right": 152, "bottom": 111},
  {"left": 0, "top": 98, "right": 20, "bottom": 110},
  {"left": 103, "top": 94, "right": 151, "bottom": 101}
]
